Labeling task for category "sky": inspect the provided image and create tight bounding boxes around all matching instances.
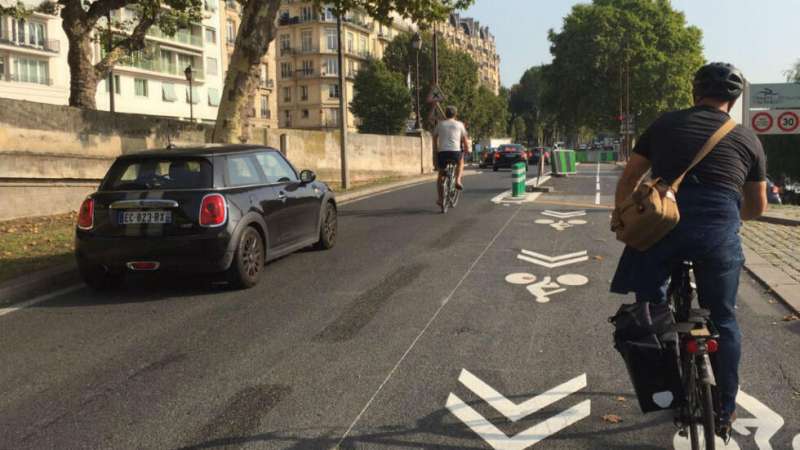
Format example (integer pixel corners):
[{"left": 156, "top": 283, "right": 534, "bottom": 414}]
[{"left": 462, "top": 0, "right": 800, "bottom": 88}]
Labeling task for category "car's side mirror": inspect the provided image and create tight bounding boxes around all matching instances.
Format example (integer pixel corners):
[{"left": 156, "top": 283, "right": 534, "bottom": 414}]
[{"left": 299, "top": 170, "right": 316, "bottom": 184}]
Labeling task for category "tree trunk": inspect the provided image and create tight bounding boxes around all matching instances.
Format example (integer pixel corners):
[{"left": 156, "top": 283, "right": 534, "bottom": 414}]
[
  {"left": 212, "top": 0, "right": 281, "bottom": 143},
  {"left": 65, "top": 31, "right": 99, "bottom": 108}
]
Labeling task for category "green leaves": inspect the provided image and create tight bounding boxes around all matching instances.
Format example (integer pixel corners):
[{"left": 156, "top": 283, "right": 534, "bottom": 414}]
[
  {"left": 314, "top": 0, "right": 473, "bottom": 26},
  {"left": 351, "top": 59, "right": 413, "bottom": 134},
  {"left": 545, "top": 0, "right": 704, "bottom": 136}
]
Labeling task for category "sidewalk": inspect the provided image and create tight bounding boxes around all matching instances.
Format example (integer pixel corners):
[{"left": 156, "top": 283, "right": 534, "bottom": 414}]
[{"left": 741, "top": 205, "right": 800, "bottom": 316}]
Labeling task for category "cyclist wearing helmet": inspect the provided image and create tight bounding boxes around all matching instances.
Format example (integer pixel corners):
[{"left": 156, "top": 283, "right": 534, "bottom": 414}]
[
  {"left": 433, "top": 106, "right": 470, "bottom": 206},
  {"left": 611, "top": 63, "right": 767, "bottom": 440}
]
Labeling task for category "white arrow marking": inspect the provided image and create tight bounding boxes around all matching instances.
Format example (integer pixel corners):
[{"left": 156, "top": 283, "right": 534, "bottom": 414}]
[
  {"left": 458, "top": 370, "right": 588, "bottom": 423},
  {"left": 542, "top": 210, "right": 586, "bottom": 219},
  {"left": 518, "top": 250, "right": 589, "bottom": 268},
  {"left": 792, "top": 433, "right": 799, "bottom": 450},
  {"left": 447, "top": 394, "right": 591, "bottom": 450},
  {"left": 731, "top": 389, "right": 784, "bottom": 449}
]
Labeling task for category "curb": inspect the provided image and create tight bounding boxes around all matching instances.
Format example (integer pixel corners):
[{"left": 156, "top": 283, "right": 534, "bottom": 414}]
[
  {"left": 742, "top": 246, "right": 800, "bottom": 316},
  {"left": 0, "top": 261, "right": 79, "bottom": 307},
  {"left": 757, "top": 213, "right": 800, "bottom": 227},
  {"left": 337, "top": 173, "right": 437, "bottom": 205}
]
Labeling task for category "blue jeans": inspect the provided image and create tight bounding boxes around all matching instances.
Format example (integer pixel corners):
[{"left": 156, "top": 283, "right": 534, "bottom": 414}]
[{"left": 611, "top": 182, "right": 744, "bottom": 420}]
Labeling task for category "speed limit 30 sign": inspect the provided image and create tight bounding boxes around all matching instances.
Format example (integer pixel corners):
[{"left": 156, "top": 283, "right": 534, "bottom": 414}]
[{"left": 749, "top": 109, "right": 800, "bottom": 134}]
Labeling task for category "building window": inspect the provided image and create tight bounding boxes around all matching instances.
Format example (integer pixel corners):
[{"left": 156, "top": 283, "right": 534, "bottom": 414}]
[
  {"left": 205, "top": 28, "right": 216, "bottom": 44},
  {"left": 284, "top": 110, "right": 292, "bottom": 125},
  {"left": 208, "top": 87, "right": 221, "bottom": 106},
  {"left": 301, "top": 30, "right": 313, "bottom": 52},
  {"left": 359, "top": 35, "right": 367, "bottom": 54},
  {"left": 206, "top": 57, "right": 218, "bottom": 76},
  {"left": 162, "top": 83, "right": 177, "bottom": 102},
  {"left": 280, "top": 62, "right": 292, "bottom": 79},
  {"left": 186, "top": 85, "right": 200, "bottom": 104},
  {"left": 260, "top": 63, "right": 268, "bottom": 84},
  {"left": 326, "top": 108, "right": 339, "bottom": 126},
  {"left": 328, "top": 83, "right": 339, "bottom": 99},
  {"left": 323, "top": 6, "right": 335, "bottom": 21},
  {"left": 283, "top": 86, "right": 291, "bottom": 102},
  {"left": 300, "top": 6, "right": 313, "bottom": 22},
  {"left": 346, "top": 32, "right": 354, "bottom": 52},
  {"left": 134, "top": 78, "right": 148, "bottom": 97},
  {"left": 302, "top": 109, "right": 309, "bottom": 119},
  {"left": 104, "top": 74, "right": 121, "bottom": 94},
  {"left": 260, "top": 95, "right": 268, "bottom": 118},
  {"left": 279, "top": 34, "right": 290, "bottom": 55},
  {"left": 324, "top": 58, "right": 338, "bottom": 75},
  {"left": 301, "top": 59, "right": 313, "bottom": 76},
  {"left": 226, "top": 19, "right": 236, "bottom": 45},
  {"left": 13, "top": 58, "right": 49, "bottom": 85},
  {"left": 0, "top": 56, "right": 5, "bottom": 80},
  {"left": 326, "top": 28, "right": 337, "bottom": 51},
  {"left": 300, "top": 85, "right": 308, "bottom": 101}
]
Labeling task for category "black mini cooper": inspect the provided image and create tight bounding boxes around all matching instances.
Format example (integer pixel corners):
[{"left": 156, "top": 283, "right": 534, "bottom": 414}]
[{"left": 75, "top": 145, "right": 337, "bottom": 290}]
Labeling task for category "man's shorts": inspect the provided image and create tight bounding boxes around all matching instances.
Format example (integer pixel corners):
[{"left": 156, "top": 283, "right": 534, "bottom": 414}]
[{"left": 436, "top": 151, "right": 463, "bottom": 171}]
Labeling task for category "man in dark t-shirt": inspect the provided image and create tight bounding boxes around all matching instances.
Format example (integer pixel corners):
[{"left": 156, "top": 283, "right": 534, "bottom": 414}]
[{"left": 611, "top": 63, "right": 767, "bottom": 441}]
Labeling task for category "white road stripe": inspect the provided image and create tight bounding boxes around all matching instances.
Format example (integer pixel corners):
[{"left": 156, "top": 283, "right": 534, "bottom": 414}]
[
  {"left": 336, "top": 205, "right": 525, "bottom": 447},
  {"left": 0, "top": 284, "right": 83, "bottom": 317},
  {"left": 595, "top": 192, "right": 601, "bottom": 205},
  {"left": 595, "top": 161, "right": 601, "bottom": 205}
]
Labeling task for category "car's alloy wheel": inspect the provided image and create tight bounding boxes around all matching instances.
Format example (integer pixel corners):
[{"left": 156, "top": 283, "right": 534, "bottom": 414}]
[
  {"left": 227, "top": 227, "right": 264, "bottom": 289},
  {"left": 315, "top": 202, "right": 337, "bottom": 250}
]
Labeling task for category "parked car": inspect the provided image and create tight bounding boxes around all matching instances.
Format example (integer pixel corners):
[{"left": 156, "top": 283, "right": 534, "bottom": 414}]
[
  {"left": 493, "top": 144, "right": 528, "bottom": 171},
  {"left": 766, "top": 177, "right": 782, "bottom": 205},
  {"left": 529, "top": 147, "right": 551, "bottom": 166},
  {"left": 479, "top": 147, "right": 496, "bottom": 168},
  {"left": 74, "top": 145, "right": 337, "bottom": 290}
]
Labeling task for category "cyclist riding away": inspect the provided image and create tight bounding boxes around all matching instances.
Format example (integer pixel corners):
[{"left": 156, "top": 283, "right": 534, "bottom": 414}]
[
  {"left": 433, "top": 106, "right": 470, "bottom": 207},
  {"left": 610, "top": 63, "right": 767, "bottom": 440}
]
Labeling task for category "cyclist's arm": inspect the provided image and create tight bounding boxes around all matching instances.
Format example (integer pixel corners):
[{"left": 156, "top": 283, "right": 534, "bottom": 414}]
[
  {"left": 741, "top": 181, "right": 767, "bottom": 220},
  {"left": 615, "top": 153, "right": 651, "bottom": 207}
]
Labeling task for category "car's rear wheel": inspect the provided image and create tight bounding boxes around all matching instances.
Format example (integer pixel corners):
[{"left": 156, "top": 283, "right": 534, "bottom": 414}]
[
  {"left": 78, "top": 258, "right": 124, "bottom": 291},
  {"left": 315, "top": 201, "right": 337, "bottom": 250},
  {"left": 226, "top": 226, "right": 264, "bottom": 289}
]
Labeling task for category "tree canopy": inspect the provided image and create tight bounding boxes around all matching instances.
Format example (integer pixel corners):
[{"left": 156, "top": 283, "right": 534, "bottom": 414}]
[
  {"left": 545, "top": 0, "right": 704, "bottom": 138},
  {"left": 351, "top": 59, "right": 413, "bottom": 134}
]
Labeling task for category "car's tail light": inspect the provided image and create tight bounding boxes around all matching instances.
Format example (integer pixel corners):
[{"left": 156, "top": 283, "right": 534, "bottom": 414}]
[
  {"left": 200, "top": 194, "right": 227, "bottom": 227},
  {"left": 495, "top": 153, "right": 501, "bottom": 160},
  {"left": 77, "top": 198, "right": 94, "bottom": 230}
]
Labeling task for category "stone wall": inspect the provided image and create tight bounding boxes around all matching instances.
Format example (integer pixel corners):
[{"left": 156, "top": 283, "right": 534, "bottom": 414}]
[{"left": 0, "top": 98, "right": 432, "bottom": 221}]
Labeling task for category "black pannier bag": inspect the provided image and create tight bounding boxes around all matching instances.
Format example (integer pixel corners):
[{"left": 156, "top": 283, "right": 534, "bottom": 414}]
[{"left": 609, "top": 302, "right": 684, "bottom": 413}]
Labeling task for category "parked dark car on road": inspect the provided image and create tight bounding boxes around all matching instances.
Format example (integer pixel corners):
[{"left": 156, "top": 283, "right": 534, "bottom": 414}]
[
  {"left": 75, "top": 145, "right": 337, "bottom": 290},
  {"left": 493, "top": 144, "right": 528, "bottom": 171}
]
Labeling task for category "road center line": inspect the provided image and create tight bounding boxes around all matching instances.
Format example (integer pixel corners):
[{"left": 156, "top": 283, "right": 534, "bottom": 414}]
[
  {"left": 0, "top": 284, "right": 83, "bottom": 317},
  {"left": 335, "top": 206, "right": 524, "bottom": 448},
  {"left": 594, "top": 161, "right": 601, "bottom": 205}
]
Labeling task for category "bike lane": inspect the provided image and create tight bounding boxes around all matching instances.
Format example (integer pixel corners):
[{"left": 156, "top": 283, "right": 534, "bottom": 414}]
[{"left": 336, "top": 163, "right": 800, "bottom": 450}]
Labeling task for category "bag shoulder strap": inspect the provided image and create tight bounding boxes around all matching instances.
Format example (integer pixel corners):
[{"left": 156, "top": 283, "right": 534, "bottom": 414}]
[{"left": 670, "top": 118, "right": 737, "bottom": 191}]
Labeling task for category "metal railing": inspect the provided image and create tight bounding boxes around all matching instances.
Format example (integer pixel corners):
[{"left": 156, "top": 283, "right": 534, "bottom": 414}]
[
  {"left": 0, "top": 35, "right": 60, "bottom": 53},
  {"left": 147, "top": 27, "right": 203, "bottom": 48},
  {"left": 258, "top": 78, "right": 275, "bottom": 89},
  {"left": 3, "top": 73, "right": 53, "bottom": 85}
]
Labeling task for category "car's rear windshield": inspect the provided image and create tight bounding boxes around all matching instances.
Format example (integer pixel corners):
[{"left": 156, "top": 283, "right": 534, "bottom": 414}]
[
  {"left": 103, "top": 157, "right": 213, "bottom": 191},
  {"left": 499, "top": 145, "right": 524, "bottom": 152}
]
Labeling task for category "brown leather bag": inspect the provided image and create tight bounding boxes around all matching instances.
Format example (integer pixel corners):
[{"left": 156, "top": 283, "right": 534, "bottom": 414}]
[{"left": 612, "top": 118, "right": 737, "bottom": 251}]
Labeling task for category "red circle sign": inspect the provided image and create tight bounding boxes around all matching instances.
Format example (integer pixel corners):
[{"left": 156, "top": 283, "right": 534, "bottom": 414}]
[
  {"left": 752, "top": 112, "right": 773, "bottom": 133},
  {"left": 777, "top": 111, "right": 799, "bottom": 132}
]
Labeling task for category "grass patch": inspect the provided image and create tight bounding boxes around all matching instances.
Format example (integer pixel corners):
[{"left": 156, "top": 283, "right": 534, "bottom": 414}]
[{"left": 0, "top": 212, "right": 76, "bottom": 284}]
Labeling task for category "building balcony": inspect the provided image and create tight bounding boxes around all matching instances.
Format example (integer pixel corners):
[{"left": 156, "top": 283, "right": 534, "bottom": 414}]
[
  {"left": 345, "top": 48, "right": 371, "bottom": 60},
  {"left": 0, "top": 73, "right": 54, "bottom": 85},
  {"left": 0, "top": 34, "right": 60, "bottom": 53},
  {"left": 294, "top": 69, "right": 315, "bottom": 79},
  {"left": 280, "top": 45, "right": 320, "bottom": 56},
  {"left": 147, "top": 27, "right": 203, "bottom": 48},
  {"left": 115, "top": 56, "right": 204, "bottom": 81},
  {"left": 258, "top": 78, "right": 275, "bottom": 89}
]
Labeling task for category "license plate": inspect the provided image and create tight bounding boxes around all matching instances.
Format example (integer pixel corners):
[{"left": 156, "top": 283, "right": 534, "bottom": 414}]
[{"left": 119, "top": 210, "right": 172, "bottom": 225}]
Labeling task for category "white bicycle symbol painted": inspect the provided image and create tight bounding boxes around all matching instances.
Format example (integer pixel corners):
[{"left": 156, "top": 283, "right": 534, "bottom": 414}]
[{"left": 505, "top": 272, "right": 589, "bottom": 303}]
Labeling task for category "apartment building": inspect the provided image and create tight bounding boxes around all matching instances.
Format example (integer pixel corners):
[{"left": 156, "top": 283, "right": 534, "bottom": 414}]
[
  {"left": 92, "top": 2, "right": 225, "bottom": 122},
  {"left": 440, "top": 13, "right": 500, "bottom": 94},
  {"left": 0, "top": 11, "right": 69, "bottom": 105},
  {"left": 275, "top": 1, "right": 415, "bottom": 130},
  {"left": 220, "top": 0, "right": 278, "bottom": 129}
]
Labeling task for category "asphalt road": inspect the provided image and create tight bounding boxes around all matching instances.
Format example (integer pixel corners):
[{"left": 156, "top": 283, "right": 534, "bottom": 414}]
[{"left": 1, "top": 163, "right": 798, "bottom": 450}]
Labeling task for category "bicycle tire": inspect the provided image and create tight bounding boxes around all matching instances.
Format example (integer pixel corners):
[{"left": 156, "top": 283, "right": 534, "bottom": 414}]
[
  {"left": 687, "top": 363, "right": 701, "bottom": 450},
  {"left": 700, "top": 381, "right": 716, "bottom": 450},
  {"left": 451, "top": 185, "right": 461, "bottom": 208},
  {"left": 441, "top": 176, "right": 449, "bottom": 214}
]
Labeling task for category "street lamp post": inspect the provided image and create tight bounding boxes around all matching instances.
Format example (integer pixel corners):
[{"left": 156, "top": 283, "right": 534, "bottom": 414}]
[
  {"left": 411, "top": 32, "right": 422, "bottom": 131},
  {"left": 184, "top": 66, "right": 194, "bottom": 122}
]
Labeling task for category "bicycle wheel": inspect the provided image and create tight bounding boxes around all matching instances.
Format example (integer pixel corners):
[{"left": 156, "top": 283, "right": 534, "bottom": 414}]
[
  {"left": 700, "top": 381, "right": 716, "bottom": 450},
  {"left": 440, "top": 176, "right": 449, "bottom": 214},
  {"left": 684, "top": 358, "right": 701, "bottom": 450},
  {"left": 450, "top": 180, "right": 461, "bottom": 208}
]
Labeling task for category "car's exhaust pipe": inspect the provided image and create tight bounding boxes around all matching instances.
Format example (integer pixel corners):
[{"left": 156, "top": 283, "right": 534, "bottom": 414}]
[{"left": 126, "top": 261, "right": 160, "bottom": 271}]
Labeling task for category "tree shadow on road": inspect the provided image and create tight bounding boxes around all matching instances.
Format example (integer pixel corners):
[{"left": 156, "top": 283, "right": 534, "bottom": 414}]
[{"left": 340, "top": 208, "right": 439, "bottom": 218}]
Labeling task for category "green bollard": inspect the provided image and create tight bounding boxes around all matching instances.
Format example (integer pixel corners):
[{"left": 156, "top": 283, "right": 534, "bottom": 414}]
[{"left": 512, "top": 162, "right": 526, "bottom": 197}]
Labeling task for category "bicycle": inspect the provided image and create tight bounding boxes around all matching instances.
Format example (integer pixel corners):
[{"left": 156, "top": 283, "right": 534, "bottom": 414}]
[
  {"left": 668, "top": 261, "right": 721, "bottom": 450},
  {"left": 439, "top": 160, "right": 461, "bottom": 214}
]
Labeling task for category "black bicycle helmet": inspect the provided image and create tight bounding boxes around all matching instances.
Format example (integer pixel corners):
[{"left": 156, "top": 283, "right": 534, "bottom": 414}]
[{"left": 693, "top": 62, "right": 745, "bottom": 101}]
